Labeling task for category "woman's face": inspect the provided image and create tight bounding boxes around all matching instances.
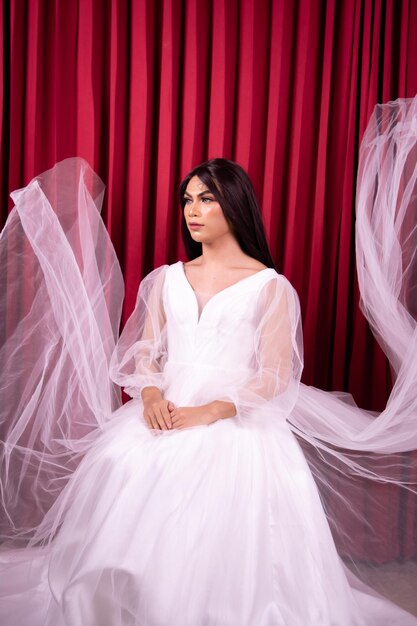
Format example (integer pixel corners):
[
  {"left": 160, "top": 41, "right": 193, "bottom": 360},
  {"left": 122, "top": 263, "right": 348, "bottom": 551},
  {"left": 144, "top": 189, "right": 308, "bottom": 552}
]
[{"left": 183, "top": 176, "right": 232, "bottom": 245}]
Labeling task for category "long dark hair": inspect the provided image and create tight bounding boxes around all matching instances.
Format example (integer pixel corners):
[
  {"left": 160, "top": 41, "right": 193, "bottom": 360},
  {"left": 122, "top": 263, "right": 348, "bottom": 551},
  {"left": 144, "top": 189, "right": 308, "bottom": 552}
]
[{"left": 179, "top": 158, "right": 276, "bottom": 269}]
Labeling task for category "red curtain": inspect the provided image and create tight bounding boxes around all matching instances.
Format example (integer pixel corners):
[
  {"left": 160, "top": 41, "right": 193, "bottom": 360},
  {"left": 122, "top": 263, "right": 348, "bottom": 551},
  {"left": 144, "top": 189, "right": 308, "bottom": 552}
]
[{"left": 1, "top": 0, "right": 417, "bottom": 558}]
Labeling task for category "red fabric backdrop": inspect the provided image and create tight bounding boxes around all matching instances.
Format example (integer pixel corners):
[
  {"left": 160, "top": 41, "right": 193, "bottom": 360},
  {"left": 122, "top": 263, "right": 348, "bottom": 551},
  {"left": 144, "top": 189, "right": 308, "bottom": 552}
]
[
  {"left": 1, "top": 0, "right": 417, "bottom": 559},
  {"left": 2, "top": 0, "right": 417, "bottom": 410}
]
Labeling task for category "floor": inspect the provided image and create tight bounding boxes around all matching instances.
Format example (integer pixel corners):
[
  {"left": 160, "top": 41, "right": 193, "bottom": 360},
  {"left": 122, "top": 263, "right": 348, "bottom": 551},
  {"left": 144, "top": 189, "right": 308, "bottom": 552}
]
[{"left": 354, "top": 561, "right": 417, "bottom": 617}]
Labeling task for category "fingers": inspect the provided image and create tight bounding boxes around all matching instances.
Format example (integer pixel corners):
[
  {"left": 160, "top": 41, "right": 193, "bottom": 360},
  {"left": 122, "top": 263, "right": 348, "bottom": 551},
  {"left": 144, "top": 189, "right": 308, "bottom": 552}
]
[
  {"left": 170, "top": 408, "right": 184, "bottom": 429},
  {"left": 142, "top": 405, "right": 161, "bottom": 430},
  {"left": 143, "top": 400, "right": 174, "bottom": 430},
  {"left": 145, "top": 410, "right": 160, "bottom": 430},
  {"left": 143, "top": 401, "right": 192, "bottom": 431},
  {"left": 148, "top": 408, "right": 165, "bottom": 430},
  {"left": 156, "top": 405, "right": 172, "bottom": 430},
  {"left": 143, "top": 413, "right": 152, "bottom": 429}
]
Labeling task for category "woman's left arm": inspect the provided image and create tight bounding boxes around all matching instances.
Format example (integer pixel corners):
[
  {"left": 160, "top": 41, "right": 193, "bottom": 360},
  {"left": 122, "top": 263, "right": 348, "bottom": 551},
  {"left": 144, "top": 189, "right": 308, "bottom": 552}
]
[
  {"left": 227, "top": 277, "right": 303, "bottom": 423},
  {"left": 170, "top": 400, "right": 236, "bottom": 429}
]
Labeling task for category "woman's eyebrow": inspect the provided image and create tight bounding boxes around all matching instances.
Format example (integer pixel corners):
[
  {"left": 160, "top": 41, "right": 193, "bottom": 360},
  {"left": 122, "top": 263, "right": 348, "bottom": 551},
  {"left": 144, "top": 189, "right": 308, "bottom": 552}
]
[{"left": 183, "top": 190, "right": 213, "bottom": 198}]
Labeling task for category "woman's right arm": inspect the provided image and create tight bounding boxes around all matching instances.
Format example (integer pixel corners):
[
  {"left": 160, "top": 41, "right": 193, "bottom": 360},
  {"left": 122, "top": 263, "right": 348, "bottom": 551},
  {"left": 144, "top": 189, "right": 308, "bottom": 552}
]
[{"left": 109, "top": 267, "right": 170, "bottom": 425}]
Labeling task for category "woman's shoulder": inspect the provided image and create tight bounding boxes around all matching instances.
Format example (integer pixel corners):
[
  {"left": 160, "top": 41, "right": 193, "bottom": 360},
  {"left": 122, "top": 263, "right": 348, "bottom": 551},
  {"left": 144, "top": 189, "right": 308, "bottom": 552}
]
[
  {"left": 139, "top": 262, "right": 183, "bottom": 288},
  {"left": 243, "top": 258, "right": 269, "bottom": 273},
  {"left": 137, "top": 265, "right": 171, "bottom": 295},
  {"left": 255, "top": 267, "right": 299, "bottom": 303}
]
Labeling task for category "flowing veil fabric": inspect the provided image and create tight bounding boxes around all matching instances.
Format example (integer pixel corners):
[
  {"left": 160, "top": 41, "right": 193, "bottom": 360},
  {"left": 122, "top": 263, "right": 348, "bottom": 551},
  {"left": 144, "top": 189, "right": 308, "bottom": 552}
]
[
  {"left": 289, "top": 98, "right": 417, "bottom": 565},
  {"left": 0, "top": 159, "right": 124, "bottom": 542},
  {"left": 0, "top": 97, "right": 416, "bottom": 617}
]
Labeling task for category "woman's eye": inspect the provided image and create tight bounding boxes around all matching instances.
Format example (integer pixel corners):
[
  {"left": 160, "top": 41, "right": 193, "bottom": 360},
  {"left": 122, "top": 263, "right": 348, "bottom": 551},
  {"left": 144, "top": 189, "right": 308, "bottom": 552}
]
[
  {"left": 201, "top": 197, "right": 214, "bottom": 203},
  {"left": 184, "top": 198, "right": 192, "bottom": 204}
]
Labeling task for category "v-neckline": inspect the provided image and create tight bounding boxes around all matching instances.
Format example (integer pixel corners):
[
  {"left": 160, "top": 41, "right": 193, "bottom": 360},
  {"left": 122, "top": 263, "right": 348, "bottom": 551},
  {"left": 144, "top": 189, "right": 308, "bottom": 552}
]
[{"left": 178, "top": 261, "right": 274, "bottom": 325}]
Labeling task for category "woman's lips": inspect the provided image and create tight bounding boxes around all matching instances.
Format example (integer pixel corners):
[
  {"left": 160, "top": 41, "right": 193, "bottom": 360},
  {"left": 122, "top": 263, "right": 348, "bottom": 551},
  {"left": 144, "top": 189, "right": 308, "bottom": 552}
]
[{"left": 188, "top": 223, "right": 203, "bottom": 230}]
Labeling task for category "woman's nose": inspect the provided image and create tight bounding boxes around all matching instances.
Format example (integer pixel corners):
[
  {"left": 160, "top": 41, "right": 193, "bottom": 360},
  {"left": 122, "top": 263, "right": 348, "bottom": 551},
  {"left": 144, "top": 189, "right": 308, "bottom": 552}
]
[{"left": 189, "top": 200, "right": 199, "bottom": 215}]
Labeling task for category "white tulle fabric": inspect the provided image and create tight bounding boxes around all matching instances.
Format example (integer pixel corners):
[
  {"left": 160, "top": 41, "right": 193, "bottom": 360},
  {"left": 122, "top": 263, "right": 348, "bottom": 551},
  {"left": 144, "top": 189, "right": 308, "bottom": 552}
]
[
  {"left": 0, "top": 97, "right": 416, "bottom": 625},
  {"left": 0, "top": 160, "right": 124, "bottom": 542}
]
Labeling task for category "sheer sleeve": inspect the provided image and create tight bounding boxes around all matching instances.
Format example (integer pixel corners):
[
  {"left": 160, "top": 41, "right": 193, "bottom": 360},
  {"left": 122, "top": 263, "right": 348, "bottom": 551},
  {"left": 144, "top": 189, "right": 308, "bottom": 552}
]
[
  {"left": 109, "top": 266, "right": 168, "bottom": 398},
  {"left": 223, "top": 275, "right": 303, "bottom": 423}
]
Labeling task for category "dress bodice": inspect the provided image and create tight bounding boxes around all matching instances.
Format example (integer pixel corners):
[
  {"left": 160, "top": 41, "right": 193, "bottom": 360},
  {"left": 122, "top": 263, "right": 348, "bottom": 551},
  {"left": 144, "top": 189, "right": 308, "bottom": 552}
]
[
  {"left": 163, "top": 262, "right": 277, "bottom": 369},
  {"left": 193, "top": 291, "right": 213, "bottom": 320},
  {"left": 161, "top": 262, "right": 279, "bottom": 406}
]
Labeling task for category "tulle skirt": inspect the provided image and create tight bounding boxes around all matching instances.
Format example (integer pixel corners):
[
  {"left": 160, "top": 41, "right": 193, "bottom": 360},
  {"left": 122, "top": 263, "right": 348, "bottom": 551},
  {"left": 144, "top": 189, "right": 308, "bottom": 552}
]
[{"left": 2, "top": 398, "right": 415, "bottom": 626}]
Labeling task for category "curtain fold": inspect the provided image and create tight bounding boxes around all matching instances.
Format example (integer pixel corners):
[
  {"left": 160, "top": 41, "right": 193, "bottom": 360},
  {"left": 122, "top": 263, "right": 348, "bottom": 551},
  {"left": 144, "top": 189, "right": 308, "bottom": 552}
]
[{"left": 1, "top": 0, "right": 417, "bottom": 561}]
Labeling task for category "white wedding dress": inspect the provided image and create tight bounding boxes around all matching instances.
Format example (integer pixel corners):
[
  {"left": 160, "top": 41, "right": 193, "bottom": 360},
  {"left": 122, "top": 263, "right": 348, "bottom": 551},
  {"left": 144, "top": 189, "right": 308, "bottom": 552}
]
[
  {"left": 1, "top": 97, "right": 417, "bottom": 624},
  {"left": 1, "top": 261, "right": 414, "bottom": 626}
]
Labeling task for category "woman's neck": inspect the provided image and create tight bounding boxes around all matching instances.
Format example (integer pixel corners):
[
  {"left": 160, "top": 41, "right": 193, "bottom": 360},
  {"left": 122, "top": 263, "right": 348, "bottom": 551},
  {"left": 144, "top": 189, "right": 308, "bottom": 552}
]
[{"left": 199, "top": 235, "right": 248, "bottom": 268}]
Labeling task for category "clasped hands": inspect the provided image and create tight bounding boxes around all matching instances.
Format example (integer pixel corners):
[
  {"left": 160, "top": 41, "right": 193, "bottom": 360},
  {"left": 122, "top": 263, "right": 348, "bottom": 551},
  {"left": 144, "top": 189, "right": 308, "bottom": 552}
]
[{"left": 141, "top": 387, "right": 236, "bottom": 431}]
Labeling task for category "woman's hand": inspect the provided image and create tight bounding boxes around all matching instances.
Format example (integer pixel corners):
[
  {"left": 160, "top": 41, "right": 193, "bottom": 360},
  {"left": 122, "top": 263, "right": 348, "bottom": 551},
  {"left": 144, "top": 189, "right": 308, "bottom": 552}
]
[
  {"left": 170, "top": 405, "right": 215, "bottom": 430},
  {"left": 141, "top": 386, "right": 174, "bottom": 430},
  {"left": 170, "top": 401, "right": 236, "bottom": 430}
]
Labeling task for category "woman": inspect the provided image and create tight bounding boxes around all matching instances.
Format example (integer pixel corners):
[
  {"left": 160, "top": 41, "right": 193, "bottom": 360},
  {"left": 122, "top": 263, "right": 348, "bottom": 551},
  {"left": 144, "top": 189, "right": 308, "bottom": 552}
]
[
  {"left": 1, "top": 99, "right": 417, "bottom": 624},
  {"left": 138, "top": 159, "right": 299, "bottom": 433}
]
